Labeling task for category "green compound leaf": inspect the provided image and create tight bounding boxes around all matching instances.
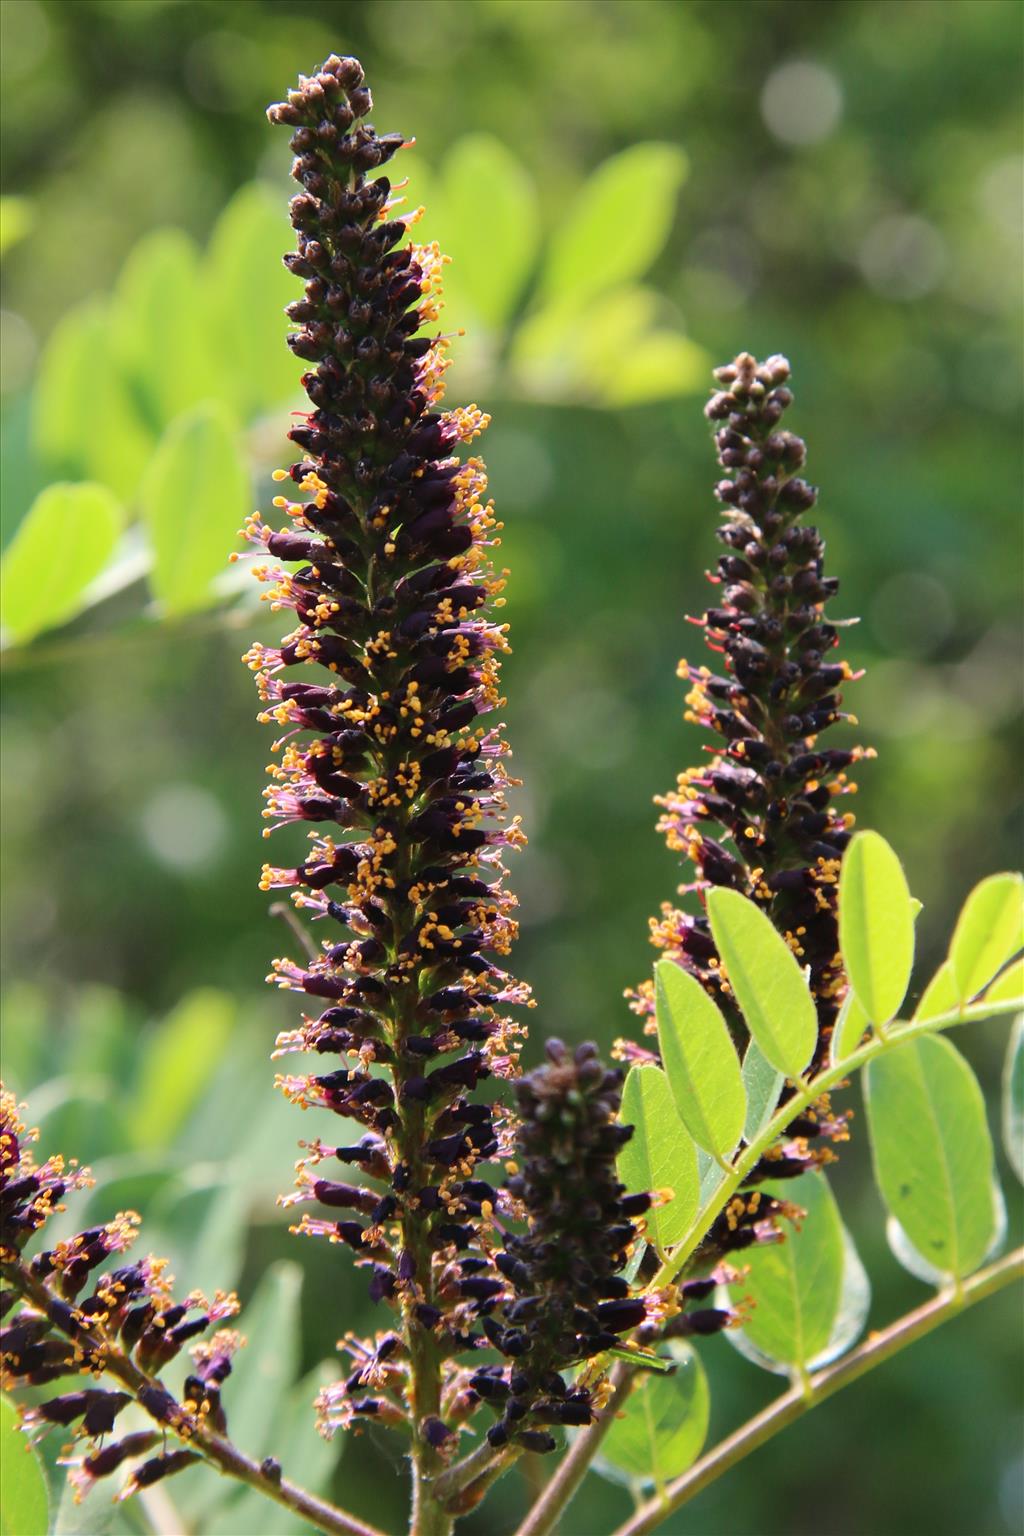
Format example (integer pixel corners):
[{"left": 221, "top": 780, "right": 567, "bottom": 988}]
[
  {"left": 0, "top": 482, "right": 123, "bottom": 644},
  {"left": 205, "top": 182, "right": 302, "bottom": 420},
  {"left": 541, "top": 142, "right": 689, "bottom": 309},
  {"left": 838, "top": 831, "right": 915, "bottom": 1026},
  {"left": 655, "top": 960, "right": 745, "bottom": 1161},
  {"left": 114, "top": 228, "right": 221, "bottom": 430},
  {"left": 619, "top": 1064, "right": 699, "bottom": 1252},
  {"left": 141, "top": 403, "right": 250, "bottom": 615},
  {"left": 706, "top": 887, "right": 817, "bottom": 1079},
  {"left": 31, "top": 298, "right": 153, "bottom": 502},
  {"left": 985, "top": 957, "right": 1024, "bottom": 1008},
  {"left": 949, "top": 872, "right": 1024, "bottom": 1003},
  {"left": 724, "top": 1173, "right": 854, "bottom": 1375},
  {"left": 741, "top": 1040, "right": 784, "bottom": 1144},
  {"left": 831, "top": 989, "right": 870, "bottom": 1065},
  {"left": 865, "top": 1034, "right": 996, "bottom": 1280},
  {"left": 1003, "top": 1015, "right": 1024, "bottom": 1185},
  {"left": 913, "top": 959, "right": 959, "bottom": 1023},
  {"left": 597, "top": 1341, "right": 709, "bottom": 1490},
  {"left": 0, "top": 1395, "right": 48, "bottom": 1536},
  {"left": 440, "top": 135, "right": 539, "bottom": 328},
  {"left": 130, "top": 989, "right": 235, "bottom": 1150}
]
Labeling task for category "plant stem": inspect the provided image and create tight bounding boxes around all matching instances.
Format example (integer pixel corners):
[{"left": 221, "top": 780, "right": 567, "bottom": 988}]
[
  {"left": 431, "top": 1440, "right": 518, "bottom": 1511},
  {"left": 512, "top": 1363, "right": 635, "bottom": 1536},
  {"left": 612, "top": 1245, "right": 1024, "bottom": 1536},
  {"left": 2, "top": 1260, "right": 387, "bottom": 1536}
]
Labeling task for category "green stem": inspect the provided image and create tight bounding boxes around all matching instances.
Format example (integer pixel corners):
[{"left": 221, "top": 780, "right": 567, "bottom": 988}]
[
  {"left": 431, "top": 1440, "right": 519, "bottom": 1511},
  {"left": 612, "top": 1245, "right": 1024, "bottom": 1536}
]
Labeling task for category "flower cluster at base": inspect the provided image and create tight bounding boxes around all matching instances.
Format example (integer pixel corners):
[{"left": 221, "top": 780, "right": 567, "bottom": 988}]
[
  {"left": 625, "top": 353, "right": 869, "bottom": 1212},
  {"left": 0, "top": 1088, "right": 241, "bottom": 1504},
  {"left": 468, "top": 1041, "right": 738, "bottom": 1453},
  {"left": 250, "top": 55, "right": 529, "bottom": 1450}
]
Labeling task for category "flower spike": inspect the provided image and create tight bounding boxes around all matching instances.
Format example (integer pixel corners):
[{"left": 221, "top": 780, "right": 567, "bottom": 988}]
[
  {"left": 629, "top": 352, "right": 872, "bottom": 1081},
  {"left": 252, "top": 53, "right": 530, "bottom": 1468}
]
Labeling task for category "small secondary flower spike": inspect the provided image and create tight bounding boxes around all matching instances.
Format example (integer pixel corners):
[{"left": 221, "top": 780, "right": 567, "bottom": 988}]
[
  {"left": 0, "top": 1088, "right": 240, "bottom": 1503},
  {"left": 626, "top": 353, "right": 869, "bottom": 1205},
  {"left": 247, "top": 54, "right": 532, "bottom": 1484}
]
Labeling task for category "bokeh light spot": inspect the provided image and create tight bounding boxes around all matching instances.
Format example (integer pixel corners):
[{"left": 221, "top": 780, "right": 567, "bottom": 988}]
[{"left": 760, "top": 61, "right": 842, "bottom": 146}]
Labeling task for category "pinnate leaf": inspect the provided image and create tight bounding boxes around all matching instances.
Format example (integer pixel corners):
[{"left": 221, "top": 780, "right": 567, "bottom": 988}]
[
  {"left": 865, "top": 1034, "right": 996, "bottom": 1279},
  {"left": 949, "top": 872, "right": 1024, "bottom": 1003},
  {"left": 838, "top": 831, "right": 915, "bottom": 1026},
  {"left": 1, "top": 482, "right": 122, "bottom": 643},
  {"left": 724, "top": 1173, "right": 851, "bottom": 1375},
  {"left": 597, "top": 1342, "right": 709, "bottom": 1489},
  {"left": 619, "top": 1064, "right": 698, "bottom": 1251},
  {"left": 706, "top": 887, "right": 817, "bottom": 1078},
  {"left": 655, "top": 960, "right": 745, "bottom": 1161}
]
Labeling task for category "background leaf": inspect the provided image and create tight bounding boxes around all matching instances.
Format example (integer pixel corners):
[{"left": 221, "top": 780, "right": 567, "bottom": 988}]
[
  {"left": 619, "top": 1064, "right": 699, "bottom": 1251},
  {"left": 204, "top": 183, "right": 301, "bottom": 420},
  {"left": 540, "top": 143, "right": 688, "bottom": 308},
  {"left": 129, "top": 988, "right": 235, "bottom": 1150},
  {"left": 440, "top": 135, "right": 539, "bottom": 328},
  {"left": 1003, "top": 1014, "right": 1024, "bottom": 1184},
  {"left": 655, "top": 959, "right": 745, "bottom": 1160},
  {"left": 0, "top": 1395, "right": 48, "bottom": 1536},
  {"left": 114, "top": 228, "right": 221, "bottom": 429},
  {"left": 31, "top": 300, "right": 153, "bottom": 501},
  {"left": 949, "top": 872, "right": 1024, "bottom": 1002},
  {"left": 141, "top": 403, "right": 249, "bottom": 614},
  {"left": 206, "top": 1363, "right": 342, "bottom": 1535},
  {"left": 597, "top": 1341, "right": 709, "bottom": 1489},
  {"left": 0, "top": 482, "right": 122, "bottom": 643},
  {"left": 838, "top": 831, "right": 916, "bottom": 1026},
  {"left": 865, "top": 1034, "right": 996, "bottom": 1279},
  {"left": 706, "top": 887, "right": 817, "bottom": 1078},
  {"left": 724, "top": 1173, "right": 848, "bottom": 1375}
]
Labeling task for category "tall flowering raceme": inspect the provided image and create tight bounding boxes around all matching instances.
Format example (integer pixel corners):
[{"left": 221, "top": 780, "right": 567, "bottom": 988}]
[
  {"left": 0, "top": 1088, "right": 241, "bottom": 1504},
  {"left": 626, "top": 353, "right": 871, "bottom": 1237},
  {"left": 244, "top": 52, "right": 543, "bottom": 1505}
]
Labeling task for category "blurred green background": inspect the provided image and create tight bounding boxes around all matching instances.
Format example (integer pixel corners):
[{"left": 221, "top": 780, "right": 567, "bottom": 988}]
[{"left": 1, "top": 2, "right": 1021, "bottom": 1534}]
